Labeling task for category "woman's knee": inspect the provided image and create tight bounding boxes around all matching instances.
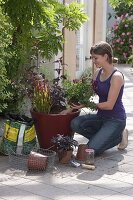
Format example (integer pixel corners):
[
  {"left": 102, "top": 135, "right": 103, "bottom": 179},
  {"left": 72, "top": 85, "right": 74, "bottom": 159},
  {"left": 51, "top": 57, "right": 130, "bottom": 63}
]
[
  {"left": 71, "top": 116, "right": 81, "bottom": 131},
  {"left": 71, "top": 115, "right": 89, "bottom": 133}
]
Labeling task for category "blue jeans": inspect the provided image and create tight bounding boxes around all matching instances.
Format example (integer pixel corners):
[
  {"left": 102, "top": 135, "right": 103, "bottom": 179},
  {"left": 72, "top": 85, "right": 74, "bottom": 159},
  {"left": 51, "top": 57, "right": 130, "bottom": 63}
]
[{"left": 71, "top": 114, "right": 126, "bottom": 155}]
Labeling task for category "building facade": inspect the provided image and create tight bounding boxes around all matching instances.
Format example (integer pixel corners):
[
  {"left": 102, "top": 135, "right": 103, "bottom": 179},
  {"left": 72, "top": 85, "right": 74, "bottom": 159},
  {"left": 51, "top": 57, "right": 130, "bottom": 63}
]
[{"left": 63, "top": 0, "right": 108, "bottom": 79}]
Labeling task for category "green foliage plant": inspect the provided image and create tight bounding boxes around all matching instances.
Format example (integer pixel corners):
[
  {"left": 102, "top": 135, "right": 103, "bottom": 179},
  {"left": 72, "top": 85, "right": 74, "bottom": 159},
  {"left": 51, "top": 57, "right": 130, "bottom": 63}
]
[
  {"left": 127, "top": 54, "right": 133, "bottom": 67},
  {"left": 109, "top": 0, "right": 133, "bottom": 8},
  {"left": 0, "top": 0, "right": 88, "bottom": 61},
  {"left": 27, "top": 60, "right": 96, "bottom": 114},
  {"left": 52, "top": 134, "right": 78, "bottom": 151},
  {"left": 111, "top": 2, "right": 133, "bottom": 17},
  {"left": 0, "top": 7, "right": 12, "bottom": 113},
  {"left": 0, "top": 0, "right": 88, "bottom": 113},
  {"left": 63, "top": 73, "right": 96, "bottom": 111},
  {"left": 0, "top": 66, "right": 12, "bottom": 113}
]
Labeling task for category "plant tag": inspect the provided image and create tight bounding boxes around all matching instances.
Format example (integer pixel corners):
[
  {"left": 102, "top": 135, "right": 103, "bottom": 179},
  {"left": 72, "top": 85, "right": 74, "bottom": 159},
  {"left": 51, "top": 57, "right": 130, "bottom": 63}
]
[
  {"left": 70, "top": 160, "right": 80, "bottom": 167},
  {"left": 81, "top": 163, "right": 95, "bottom": 170}
]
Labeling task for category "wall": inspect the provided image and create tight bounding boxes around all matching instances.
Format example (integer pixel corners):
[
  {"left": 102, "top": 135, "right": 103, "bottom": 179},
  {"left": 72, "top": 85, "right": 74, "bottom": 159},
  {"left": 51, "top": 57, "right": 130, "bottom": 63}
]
[
  {"left": 63, "top": 0, "right": 108, "bottom": 79},
  {"left": 63, "top": 0, "right": 77, "bottom": 80},
  {"left": 94, "top": 0, "right": 107, "bottom": 43}
]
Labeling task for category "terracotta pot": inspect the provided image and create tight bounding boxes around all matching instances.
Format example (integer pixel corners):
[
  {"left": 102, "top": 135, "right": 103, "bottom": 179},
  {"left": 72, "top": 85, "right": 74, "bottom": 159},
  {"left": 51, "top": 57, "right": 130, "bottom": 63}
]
[
  {"left": 28, "top": 151, "right": 47, "bottom": 171},
  {"left": 76, "top": 144, "right": 88, "bottom": 161},
  {"left": 30, "top": 109, "right": 80, "bottom": 149},
  {"left": 58, "top": 150, "right": 73, "bottom": 164}
]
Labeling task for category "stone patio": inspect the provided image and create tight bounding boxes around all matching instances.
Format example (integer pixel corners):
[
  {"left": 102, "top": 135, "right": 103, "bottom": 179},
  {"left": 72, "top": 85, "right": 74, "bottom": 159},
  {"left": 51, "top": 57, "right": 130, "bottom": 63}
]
[{"left": 0, "top": 65, "right": 133, "bottom": 200}]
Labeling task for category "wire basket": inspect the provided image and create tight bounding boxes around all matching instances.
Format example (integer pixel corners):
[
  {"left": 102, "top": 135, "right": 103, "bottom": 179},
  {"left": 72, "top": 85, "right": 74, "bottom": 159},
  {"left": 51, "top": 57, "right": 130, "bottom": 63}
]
[
  {"left": 8, "top": 145, "right": 36, "bottom": 171},
  {"left": 9, "top": 151, "right": 29, "bottom": 171},
  {"left": 31, "top": 148, "right": 56, "bottom": 170},
  {"left": 8, "top": 147, "right": 56, "bottom": 171}
]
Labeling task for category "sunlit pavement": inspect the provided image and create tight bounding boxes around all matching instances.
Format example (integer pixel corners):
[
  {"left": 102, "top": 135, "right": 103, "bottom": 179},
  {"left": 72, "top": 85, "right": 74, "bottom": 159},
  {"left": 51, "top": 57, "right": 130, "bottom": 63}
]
[{"left": 0, "top": 65, "right": 133, "bottom": 200}]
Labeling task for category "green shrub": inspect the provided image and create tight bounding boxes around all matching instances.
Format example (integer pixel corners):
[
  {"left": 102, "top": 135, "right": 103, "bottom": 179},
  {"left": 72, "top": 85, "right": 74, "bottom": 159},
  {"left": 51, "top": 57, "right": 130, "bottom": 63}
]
[
  {"left": 0, "top": 65, "right": 12, "bottom": 113},
  {"left": 110, "top": 14, "right": 133, "bottom": 63},
  {"left": 127, "top": 54, "right": 133, "bottom": 67},
  {"left": 0, "top": 8, "right": 12, "bottom": 113},
  {"left": 108, "top": 2, "right": 133, "bottom": 64}
]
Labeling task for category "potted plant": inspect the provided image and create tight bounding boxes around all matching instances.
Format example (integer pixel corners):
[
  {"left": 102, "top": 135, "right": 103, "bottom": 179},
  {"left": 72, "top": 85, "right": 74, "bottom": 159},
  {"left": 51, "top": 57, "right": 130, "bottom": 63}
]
[
  {"left": 52, "top": 134, "right": 78, "bottom": 164},
  {"left": 27, "top": 61, "right": 80, "bottom": 149},
  {"left": 27, "top": 60, "right": 96, "bottom": 150},
  {"left": 63, "top": 72, "right": 96, "bottom": 110},
  {"left": 0, "top": 1, "right": 90, "bottom": 149}
]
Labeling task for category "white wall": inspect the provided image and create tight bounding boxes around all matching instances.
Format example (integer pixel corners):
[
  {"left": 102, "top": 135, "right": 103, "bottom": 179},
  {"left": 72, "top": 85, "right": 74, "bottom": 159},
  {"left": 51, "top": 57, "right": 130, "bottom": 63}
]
[{"left": 76, "top": 0, "right": 94, "bottom": 78}]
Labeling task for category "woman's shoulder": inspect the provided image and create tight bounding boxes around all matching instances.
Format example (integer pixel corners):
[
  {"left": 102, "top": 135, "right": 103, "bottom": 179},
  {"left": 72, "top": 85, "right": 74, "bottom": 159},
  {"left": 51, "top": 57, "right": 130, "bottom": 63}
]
[
  {"left": 111, "top": 68, "right": 124, "bottom": 84},
  {"left": 113, "top": 68, "right": 124, "bottom": 79}
]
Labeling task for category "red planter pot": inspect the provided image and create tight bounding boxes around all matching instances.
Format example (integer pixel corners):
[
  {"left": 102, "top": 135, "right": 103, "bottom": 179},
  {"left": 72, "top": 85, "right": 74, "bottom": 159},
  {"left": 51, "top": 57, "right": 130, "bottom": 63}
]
[{"left": 30, "top": 109, "right": 80, "bottom": 149}]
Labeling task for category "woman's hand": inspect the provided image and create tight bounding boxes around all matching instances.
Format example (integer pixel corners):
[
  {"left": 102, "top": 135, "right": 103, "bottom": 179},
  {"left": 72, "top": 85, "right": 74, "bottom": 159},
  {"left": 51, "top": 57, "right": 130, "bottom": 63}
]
[
  {"left": 59, "top": 103, "right": 85, "bottom": 115},
  {"left": 59, "top": 108, "right": 74, "bottom": 115},
  {"left": 70, "top": 103, "right": 85, "bottom": 110}
]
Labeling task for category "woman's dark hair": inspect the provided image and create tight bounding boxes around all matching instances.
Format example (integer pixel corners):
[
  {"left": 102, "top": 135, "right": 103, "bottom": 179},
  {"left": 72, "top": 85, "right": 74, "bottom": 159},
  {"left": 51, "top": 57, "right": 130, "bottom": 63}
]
[{"left": 90, "top": 41, "right": 113, "bottom": 64}]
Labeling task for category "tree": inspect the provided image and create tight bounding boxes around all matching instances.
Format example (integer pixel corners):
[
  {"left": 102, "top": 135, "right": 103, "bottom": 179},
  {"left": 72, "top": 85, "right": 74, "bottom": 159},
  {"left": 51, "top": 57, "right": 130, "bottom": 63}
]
[
  {"left": 109, "top": 0, "right": 133, "bottom": 8},
  {"left": 1, "top": 0, "right": 88, "bottom": 61},
  {"left": 0, "top": 7, "right": 12, "bottom": 112},
  {"left": 0, "top": 0, "right": 88, "bottom": 113}
]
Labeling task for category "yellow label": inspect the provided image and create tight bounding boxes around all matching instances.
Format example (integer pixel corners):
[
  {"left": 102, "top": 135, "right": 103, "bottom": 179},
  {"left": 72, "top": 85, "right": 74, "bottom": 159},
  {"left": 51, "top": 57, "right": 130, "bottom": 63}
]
[
  {"left": 4, "top": 124, "right": 19, "bottom": 142},
  {"left": 24, "top": 125, "right": 36, "bottom": 142}
]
